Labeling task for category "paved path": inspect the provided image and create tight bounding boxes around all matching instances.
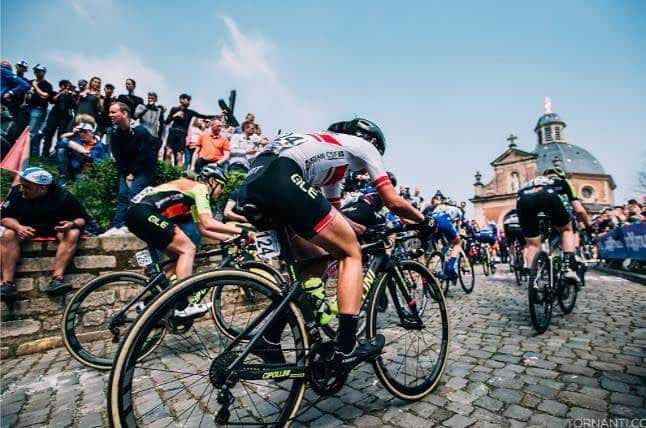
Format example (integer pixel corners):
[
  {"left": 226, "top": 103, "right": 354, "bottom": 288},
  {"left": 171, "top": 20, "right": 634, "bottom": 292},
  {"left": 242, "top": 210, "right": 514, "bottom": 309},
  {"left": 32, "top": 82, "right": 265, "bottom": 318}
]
[{"left": 1, "top": 268, "right": 644, "bottom": 427}]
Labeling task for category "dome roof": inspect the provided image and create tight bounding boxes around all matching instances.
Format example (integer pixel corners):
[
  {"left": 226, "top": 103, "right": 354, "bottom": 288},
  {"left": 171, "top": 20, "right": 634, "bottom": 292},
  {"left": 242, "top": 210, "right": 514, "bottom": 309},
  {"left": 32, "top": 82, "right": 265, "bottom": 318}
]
[
  {"left": 534, "top": 142, "right": 606, "bottom": 176},
  {"left": 535, "top": 113, "right": 565, "bottom": 130}
]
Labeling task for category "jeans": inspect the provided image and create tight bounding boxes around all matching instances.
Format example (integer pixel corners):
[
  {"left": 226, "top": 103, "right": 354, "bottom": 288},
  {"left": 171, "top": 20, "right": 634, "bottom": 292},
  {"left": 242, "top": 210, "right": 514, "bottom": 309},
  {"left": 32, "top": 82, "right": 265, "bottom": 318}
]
[
  {"left": 28, "top": 106, "right": 47, "bottom": 156},
  {"left": 113, "top": 175, "right": 152, "bottom": 228},
  {"left": 183, "top": 147, "right": 195, "bottom": 170}
]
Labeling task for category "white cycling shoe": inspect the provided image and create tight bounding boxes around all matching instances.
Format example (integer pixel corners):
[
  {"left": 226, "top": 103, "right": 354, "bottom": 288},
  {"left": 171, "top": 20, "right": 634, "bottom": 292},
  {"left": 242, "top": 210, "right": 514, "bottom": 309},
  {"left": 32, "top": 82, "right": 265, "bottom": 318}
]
[{"left": 174, "top": 303, "right": 212, "bottom": 319}]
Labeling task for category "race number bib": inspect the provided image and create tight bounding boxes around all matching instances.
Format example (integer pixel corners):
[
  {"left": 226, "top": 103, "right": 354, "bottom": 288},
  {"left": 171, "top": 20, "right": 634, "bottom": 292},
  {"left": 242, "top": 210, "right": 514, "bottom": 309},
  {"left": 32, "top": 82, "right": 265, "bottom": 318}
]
[
  {"left": 131, "top": 186, "right": 155, "bottom": 204},
  {"left": 265, "top": 133, "right": 306, "bottom": 154},
  {"left": 135, "top": 249, "right": 154, "bottom": 267},
  {"left": 254, "top": 230, "right": 281, "bottom": 260}
]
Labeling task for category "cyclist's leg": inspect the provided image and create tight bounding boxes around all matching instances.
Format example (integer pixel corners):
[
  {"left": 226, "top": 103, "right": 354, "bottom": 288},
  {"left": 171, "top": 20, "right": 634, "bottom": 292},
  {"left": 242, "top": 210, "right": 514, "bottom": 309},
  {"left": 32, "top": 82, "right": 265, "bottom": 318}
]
[
  {"left": 548, "top": 195, "right": 579, "bottom": 282},
  {"left": 517, "top": 193, "right": 541, "bottom": 269}
]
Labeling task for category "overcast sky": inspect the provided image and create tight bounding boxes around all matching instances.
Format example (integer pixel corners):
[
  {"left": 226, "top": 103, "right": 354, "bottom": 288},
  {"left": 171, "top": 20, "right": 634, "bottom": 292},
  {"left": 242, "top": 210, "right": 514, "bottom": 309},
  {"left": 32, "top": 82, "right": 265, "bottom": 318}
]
[{"left": 3, "top": 0, "right": 644, "bottom": 209}]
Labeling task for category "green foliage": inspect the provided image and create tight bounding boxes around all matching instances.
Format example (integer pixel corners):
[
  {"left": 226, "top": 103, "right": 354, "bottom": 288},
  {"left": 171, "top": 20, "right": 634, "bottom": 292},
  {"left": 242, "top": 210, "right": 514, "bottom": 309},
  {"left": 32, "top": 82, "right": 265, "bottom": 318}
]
[
  {"left": 217, "top": 170, "right": 247, "bottom": 210},
  {"left": 70, "top": 159, "right": 183, "bottom": 230}
]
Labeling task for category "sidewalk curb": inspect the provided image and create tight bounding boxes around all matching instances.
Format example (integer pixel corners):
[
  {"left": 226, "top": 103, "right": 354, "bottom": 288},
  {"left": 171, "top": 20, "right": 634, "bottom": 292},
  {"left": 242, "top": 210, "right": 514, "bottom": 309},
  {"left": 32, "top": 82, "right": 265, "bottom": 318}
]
[{"left": 593, "top": 265, "right": 646, "bottom": 285}]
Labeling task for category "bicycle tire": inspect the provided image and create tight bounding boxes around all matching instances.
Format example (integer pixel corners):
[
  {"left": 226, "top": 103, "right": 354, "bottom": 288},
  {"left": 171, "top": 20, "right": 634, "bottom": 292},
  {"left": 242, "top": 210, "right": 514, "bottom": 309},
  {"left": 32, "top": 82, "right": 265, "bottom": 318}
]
[
  {"left": 426, "top": 250, "right": 448, "bottom": 295},
  {"left": 210, "top": 260, "right": 285, "bottom": 340},
  {"left": 528, "top": 252, "right": 553, "bottom": 334},
  {"left": 482, "top": 250, "right": 491, "bottom": 276},
  {"left": 108, "top": 269, "right": 308, "bottom": 428},
  {"left": 61, "top": 271, "right": 166, "bottom": 370},
  {"left": 368, "top": 260, "right": 450, "bottom": 400},
  {"left": 458, "top": 250, "right": 475, "bottom": 293}
]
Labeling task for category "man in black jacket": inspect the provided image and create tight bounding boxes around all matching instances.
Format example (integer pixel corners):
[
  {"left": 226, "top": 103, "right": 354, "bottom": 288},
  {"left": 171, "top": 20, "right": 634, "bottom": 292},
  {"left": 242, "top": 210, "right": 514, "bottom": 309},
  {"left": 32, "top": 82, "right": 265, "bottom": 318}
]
[
  {"left": 164, "top": 93, "right": 215, "bottom": 168},
  {"left": 101, "top": 102, "right": 157, "bottom": 236}
]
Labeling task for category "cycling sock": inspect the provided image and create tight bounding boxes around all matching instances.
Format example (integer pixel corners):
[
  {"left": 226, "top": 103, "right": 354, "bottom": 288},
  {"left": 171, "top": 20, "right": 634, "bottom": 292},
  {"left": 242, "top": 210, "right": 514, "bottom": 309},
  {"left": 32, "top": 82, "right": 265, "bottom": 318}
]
[
  {"left": 447, "top": 257, "right": 457, "bottom": 272},
  {"left": 335, "top": 314, "right": 359, "bottom": 354},
  {"left": 562, "top": 252, "right": 574, "bottom": 270}
]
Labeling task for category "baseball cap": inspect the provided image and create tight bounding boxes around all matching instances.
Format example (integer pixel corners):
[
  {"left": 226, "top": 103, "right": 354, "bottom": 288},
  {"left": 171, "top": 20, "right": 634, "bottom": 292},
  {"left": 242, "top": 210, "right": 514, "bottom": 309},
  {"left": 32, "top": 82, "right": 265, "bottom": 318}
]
[
  {"left": 179, "top": 93, "right": 191, "bottom": 100},
  {"left": 147, "top": 91, "right": 158, "bottom": 98},
  {"left": 33, "top": 64, "right": 47, "bottom": 72},
  {"left": 19, "top": 167, "right": 53, "bottom": 185},
  {"left": 16, "top": 60, "right": 28, "bottom": 68},
  {"left": 77, "top": 122, "right": 96, "bottom": 132}
]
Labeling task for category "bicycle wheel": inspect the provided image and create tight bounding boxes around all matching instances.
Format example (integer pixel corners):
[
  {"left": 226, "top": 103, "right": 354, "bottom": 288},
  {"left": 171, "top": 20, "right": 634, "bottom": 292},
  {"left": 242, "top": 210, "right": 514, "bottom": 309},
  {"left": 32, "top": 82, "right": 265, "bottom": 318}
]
[
  {"left": 458, "top": 250, "right": 475, "bottom": 293},
  {"left": 482, "top": 250, "right": 491, "bottom": 276},
  {"left": 61, "top": 271, "right": 166, "bottom": 370},
  {"left": 108, "top": 269, "right": 308, "bottom": 428},
  {"left": 426, "top": 250, "right": 449, "bottom": 295},
  {"left": 367, "top": 260, "right": 450, "bottom": 400},
  {"left": 210, "top": 260, "right": 285, "bottom": 340},
  {"left": 528, "top": 252, "right": 553, "bottom": 334}
]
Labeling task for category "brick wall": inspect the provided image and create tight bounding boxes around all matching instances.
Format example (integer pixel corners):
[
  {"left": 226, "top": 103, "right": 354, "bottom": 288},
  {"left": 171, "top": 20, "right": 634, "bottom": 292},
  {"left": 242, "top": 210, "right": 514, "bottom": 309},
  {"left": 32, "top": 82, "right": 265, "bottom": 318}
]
[{"left": 0, "top": 236, "right": 223, "bottom": 358}]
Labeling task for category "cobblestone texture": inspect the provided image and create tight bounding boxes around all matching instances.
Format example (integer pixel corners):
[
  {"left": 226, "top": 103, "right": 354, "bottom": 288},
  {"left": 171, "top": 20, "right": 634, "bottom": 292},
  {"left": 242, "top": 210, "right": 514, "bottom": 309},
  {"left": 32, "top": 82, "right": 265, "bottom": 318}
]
[{"left": 0, "top": 269, "right": 644, "bottom": 426}]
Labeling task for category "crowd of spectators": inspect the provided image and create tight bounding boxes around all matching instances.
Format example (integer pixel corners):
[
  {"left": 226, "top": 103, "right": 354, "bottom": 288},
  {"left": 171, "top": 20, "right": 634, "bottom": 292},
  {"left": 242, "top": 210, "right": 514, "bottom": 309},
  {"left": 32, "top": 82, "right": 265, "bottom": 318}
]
[{"left": 591, "top": 199, "right": 645, "bottom": 234}]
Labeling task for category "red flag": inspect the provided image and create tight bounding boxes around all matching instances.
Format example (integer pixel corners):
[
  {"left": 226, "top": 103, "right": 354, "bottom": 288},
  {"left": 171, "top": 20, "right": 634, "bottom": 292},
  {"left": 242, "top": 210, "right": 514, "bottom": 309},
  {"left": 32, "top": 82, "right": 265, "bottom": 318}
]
[{"left": 1, "top": 127, "right": 30, "bottom": 186}]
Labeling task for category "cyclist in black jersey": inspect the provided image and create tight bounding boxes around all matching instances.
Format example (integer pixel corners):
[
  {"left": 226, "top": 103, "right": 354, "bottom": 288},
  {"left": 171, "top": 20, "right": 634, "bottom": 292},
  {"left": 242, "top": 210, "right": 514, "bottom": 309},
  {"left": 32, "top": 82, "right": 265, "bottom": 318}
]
[{"left": 516, "top": 167, "right": 592, "bottom": 283}]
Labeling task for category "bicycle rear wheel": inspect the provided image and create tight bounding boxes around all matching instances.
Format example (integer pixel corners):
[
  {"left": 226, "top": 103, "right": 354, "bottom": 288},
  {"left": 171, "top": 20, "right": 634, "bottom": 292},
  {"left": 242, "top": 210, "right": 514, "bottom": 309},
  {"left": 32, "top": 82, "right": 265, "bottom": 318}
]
[
  {"left": 482, "top": 250, "right": 491, "bottom": 276},
  {"left": 368, "top": 260, "right": 450, "bottom": 400},
  {"left": 426, "top": 250, "right": 448, "bottom": 295},
  {"left": 108, "top": 269, "right": 308, "bottom": 428},
  {"left": 61, "top": 271, "right": 166, "bottom": 370},
  {"left": 528, "top": 252, "right": 553, "bottom": 334},
  {"left": 458, "top": 250, "right": 475, "bottom": 293}
]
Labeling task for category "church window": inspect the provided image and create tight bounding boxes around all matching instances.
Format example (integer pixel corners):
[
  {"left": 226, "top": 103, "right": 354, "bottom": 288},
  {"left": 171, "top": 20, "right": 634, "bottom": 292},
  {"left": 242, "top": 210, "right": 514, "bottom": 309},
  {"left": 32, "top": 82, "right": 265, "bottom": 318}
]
[
  {"left": 510, "top": 172, "right": 520, "bottom": 192},
  {"left": 554, "top": 126, "right": 561, "bottom": 140},
  {"left": 581, "top": 186, "right": 594, "bottom": 200},
  {"left": 544, "top": 127, "right": 552, "bottom": 142}
]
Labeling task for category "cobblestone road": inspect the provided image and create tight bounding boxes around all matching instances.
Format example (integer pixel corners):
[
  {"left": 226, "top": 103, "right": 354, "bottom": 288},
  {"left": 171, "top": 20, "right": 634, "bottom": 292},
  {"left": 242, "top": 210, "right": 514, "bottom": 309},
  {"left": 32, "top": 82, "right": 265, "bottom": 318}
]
[{"left": 1, "top": 268, "right": 644, "bottom": 427}]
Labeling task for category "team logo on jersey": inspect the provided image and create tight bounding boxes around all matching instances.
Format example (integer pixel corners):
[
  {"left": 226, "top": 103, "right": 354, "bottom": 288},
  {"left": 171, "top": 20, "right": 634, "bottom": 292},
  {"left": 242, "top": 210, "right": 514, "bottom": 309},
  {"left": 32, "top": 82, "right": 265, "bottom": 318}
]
[
  {"left": 290, "top": 174, "right": 319, "bottom": 199},
  {"left": 325, "top": 150, "right": 345, "bottom": 160},
  {"left": 305, "top": 153, "right": 326, "bottom": 169}
]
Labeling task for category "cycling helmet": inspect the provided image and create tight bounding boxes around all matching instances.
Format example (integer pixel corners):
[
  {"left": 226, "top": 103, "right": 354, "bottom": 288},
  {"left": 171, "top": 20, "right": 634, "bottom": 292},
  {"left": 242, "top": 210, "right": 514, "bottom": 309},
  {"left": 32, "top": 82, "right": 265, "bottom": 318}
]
[
  {"left": 433, "top": 190, "right": 445, "bottom": 200},
  {"left": 386, "top": 171, "right": 397, "bottom": 187},
  {"left": 200, "top": 164, "right": 227, "bottom": 185},
  {"left": 328, "top": 118, "right": 386, "bottom": 155},
  {"left": 444, "top": 198, "right": 457, "bottom": 207},
  {"left": 543, "top": 166, "right": 566, "bottom": 179}
]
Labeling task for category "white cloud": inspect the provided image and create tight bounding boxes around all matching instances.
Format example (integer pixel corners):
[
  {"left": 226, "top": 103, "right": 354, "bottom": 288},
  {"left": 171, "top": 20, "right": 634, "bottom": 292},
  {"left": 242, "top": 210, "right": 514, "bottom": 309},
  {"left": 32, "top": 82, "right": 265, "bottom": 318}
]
[
  {"left": 215, "top": 16, "right": 325, "bottom": 134},
  {"left": 46, "top": 47, "right": 171, "bottom": 106}
]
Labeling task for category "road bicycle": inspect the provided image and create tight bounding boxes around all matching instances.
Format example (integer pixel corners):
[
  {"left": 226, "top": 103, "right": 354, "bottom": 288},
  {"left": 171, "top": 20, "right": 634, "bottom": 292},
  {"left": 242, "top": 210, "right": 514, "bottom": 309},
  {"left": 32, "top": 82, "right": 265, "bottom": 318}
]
[
  {"left": 509, "top": 239, "right": 528, "bottom": 287},
  {"left": 426, "top": 234, "right": 475, "bottom": 295},
  {"left": 528, "top": 214, "right": 585, "bottom": 334},
  {"left": 107, "top": 221, "right": 450, "bottom": 427},
  {"left": 61, "top": 235, "right": 281, "bottom": 370}
]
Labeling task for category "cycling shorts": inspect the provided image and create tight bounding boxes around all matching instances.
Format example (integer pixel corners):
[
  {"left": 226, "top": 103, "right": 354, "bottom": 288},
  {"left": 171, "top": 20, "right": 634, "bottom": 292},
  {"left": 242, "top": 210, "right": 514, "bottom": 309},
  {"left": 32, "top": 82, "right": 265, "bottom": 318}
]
[
  {"left": 125, "top": 204, "right": 202, "bottom": 250},
  {"left": 517, "top": 191, "right": 570, "bottom": 238},
  {"left": 239, "top": 156, "right": 333, "bottom": 240},
  {"left": 432, "top": 213, "right": 458, "bottom": 241},
  {"left": 503, "top": 223, "right": 525, "bottom": 245},
  {"left": 342, "top": 200, "right": 381, "bottom": 227}
]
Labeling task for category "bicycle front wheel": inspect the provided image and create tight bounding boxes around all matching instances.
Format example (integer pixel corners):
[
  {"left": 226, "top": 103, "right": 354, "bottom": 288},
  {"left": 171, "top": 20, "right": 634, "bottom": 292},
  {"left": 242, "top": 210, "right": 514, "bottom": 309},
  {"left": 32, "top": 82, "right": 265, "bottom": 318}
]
[
  {"left": 368, "top": 260, "right": 450, "bottom": 400},
  {"left": 61, "top": 271, "right": 166, "bottom": 370},
  {"left": 557, "top": 277, "right": 578, "bottom": 314},
  {"left": 458, "top": 250, "right": 475, "bottom": 293},
  {"left": 528, "top": 252, "right": 553, "bottom": 334},
  {"left": 426, "top": 250, "right": 448, "bottom": 295},
  {"left": 108, "top": 269, "right": 308, "bottom": 428}
]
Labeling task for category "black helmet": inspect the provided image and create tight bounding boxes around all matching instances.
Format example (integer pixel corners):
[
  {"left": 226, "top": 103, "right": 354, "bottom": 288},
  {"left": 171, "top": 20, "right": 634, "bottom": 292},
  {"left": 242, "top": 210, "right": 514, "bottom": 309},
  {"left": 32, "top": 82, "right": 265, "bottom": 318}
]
[
  {"left": 386, "top": 171, "right": 397, "bottom": 187},
  {"left": 200, "top": 164, "right": 227, "bottom": 185},
  {"left": 328, "top": 118, "right": 386, "bottom": 155},
  {"left": 543, "top": 166, "right": 566, "bottom": 179}
]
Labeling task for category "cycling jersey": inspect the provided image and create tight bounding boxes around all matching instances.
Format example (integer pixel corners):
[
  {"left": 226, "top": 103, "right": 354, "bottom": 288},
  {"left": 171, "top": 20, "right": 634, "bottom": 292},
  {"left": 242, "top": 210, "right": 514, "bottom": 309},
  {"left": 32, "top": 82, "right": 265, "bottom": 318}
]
[
  {"left": 519, "top": 176, "right": 577, "bottom": 213},
  {"left": 429, "top": 204, "right": 463, "bottom": 223},
  {"left": 517, "top": 176, "right": 577, "bottom": 237},
  {"left": 131, "top": 178, "right": 212, "bottom": 223}
]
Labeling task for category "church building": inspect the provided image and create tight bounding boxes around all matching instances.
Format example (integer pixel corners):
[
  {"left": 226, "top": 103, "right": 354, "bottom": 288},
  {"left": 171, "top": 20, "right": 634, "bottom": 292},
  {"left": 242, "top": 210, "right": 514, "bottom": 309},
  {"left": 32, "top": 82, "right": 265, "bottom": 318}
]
[{"left": 470, "top": 98, "right": 615, "bottom": 227}]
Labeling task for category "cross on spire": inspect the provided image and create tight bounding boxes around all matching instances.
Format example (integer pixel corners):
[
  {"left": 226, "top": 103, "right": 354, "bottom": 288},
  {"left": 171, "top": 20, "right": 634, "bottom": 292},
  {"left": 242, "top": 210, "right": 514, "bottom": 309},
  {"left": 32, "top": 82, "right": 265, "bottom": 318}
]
[{"left": 507, "top": 133, "right": 518, "bottom": 148}]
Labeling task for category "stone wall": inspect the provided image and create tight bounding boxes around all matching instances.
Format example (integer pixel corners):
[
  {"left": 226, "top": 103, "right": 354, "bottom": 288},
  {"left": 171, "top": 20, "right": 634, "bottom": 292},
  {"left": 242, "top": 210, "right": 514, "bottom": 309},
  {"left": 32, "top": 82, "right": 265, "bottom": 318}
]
[{"left": 0, "top": 235, "right": 221, "bottom": 358}]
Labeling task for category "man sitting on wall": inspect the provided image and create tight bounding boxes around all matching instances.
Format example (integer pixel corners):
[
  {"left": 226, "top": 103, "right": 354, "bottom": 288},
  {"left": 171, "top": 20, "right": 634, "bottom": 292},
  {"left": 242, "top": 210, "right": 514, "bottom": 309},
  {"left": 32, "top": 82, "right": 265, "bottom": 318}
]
[{"left": 0, "top": 167, "right": 90, "bottom": 301}]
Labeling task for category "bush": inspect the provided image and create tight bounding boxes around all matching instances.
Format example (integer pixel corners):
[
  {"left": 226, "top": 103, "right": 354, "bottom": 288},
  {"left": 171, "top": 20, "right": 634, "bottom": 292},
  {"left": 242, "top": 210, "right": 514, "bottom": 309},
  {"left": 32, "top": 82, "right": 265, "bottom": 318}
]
[{"left": 218, "top": 170, "right": 247, "bottom": 211}]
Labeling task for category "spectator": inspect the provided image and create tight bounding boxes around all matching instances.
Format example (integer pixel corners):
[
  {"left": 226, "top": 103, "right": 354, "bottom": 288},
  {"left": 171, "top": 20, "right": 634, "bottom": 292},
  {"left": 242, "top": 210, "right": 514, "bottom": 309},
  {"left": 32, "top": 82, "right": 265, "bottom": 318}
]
[
  {"left": 184, "top": 118, "right": 206, "bottom": 170},
  {"left": 1, "top": 61, "right": 30, "bottom": 117},
  {"left": 14, "top": 60, "right": 29, "bottom": 81},
  {"left": 625, "top": 199, "right": 643, "bottom": 224},
  {"left": 0, "top": 167, "right": 90, "bottom": 300},
  {"left": 116, "top": 78, "right": 144, "bottom": 114},
  {"left": 98, "top": 83, "right": 116, "bottom": 141},
  {"left": 134, "top": 91, "right": 165, "bottom": 156},
  {"left": 228, "top": 121, "right": 258, "bottom": 172},
  {"left": 40, "top": 79, "right": 76, "bottom": 159},
  {"left": 6, "top": 60, "right": 31, "bottom": 139},
  {"left": 164, "top": 93, "right": 215, "bottom": 167},
  {"left": 55, "top": 115, "right": 109, "bottom": 185},
  {"left": 410, "top": 188, "right": 424, "bottom": 209},
  {"left": 76, "top": 76, "right": 102, "bottom": 123},
  {"left": 612, "top": 205, "right": 626, "bottom": 228},
  {"left": 76, "top": 79, "right": 88, "bottom": 96},
  {"left": 190, "top": 118, "right": 230, "bottom": 172},
  {"left": 101, "top": 102, "right": 157, "bottom": 236},
  {"left": 27, "top": 64, "right": 54, "bottom": 156}
]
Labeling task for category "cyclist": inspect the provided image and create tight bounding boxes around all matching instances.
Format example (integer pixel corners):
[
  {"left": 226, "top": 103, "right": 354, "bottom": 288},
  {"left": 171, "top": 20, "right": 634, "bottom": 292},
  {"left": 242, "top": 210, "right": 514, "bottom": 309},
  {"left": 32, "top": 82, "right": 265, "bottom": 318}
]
[
  {"left": 516, "top": 166, "right": 592, "bottom": 283},
  {"left": 503, "top": 208, "right": 525, "bottom": 271},
  {"left": 125, "top": 165, "right": 250, "bottom": 315},
  {"left": 341, "top": 171, "right": 398, "bottom": 232},
  {"left": 422, "top": 193, "right": 464, "bottom": 280},
  {"left": 236, "top": 118, "right": 434, "bottom": 369}
]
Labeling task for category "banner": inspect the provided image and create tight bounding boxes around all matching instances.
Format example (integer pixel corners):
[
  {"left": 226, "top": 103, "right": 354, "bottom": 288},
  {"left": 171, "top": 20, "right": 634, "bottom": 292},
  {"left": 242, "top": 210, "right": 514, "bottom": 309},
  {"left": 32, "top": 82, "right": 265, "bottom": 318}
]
[
  {"left": 595, "top": 223, "right": 646, "bottom": 262},
  {"left": 0, "top": 127, "right": 30, "bottom": 186}
]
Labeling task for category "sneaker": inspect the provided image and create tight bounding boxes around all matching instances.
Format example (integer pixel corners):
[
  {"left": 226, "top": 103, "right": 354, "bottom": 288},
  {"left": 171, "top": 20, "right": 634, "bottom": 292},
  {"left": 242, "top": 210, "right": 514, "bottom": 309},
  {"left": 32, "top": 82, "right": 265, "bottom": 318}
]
[
  {"left": 0, "top": 283, "right": 20, "bottom": 302},
  {"left": 173, "top": 302, "right": 211, "bottom": 319},
  {"left": 100, "top": 227, "right": 123, "bottom": 237},
  {"left": 47, "top": 277, "right": 72, "bottom": 294},
  {"left": 562, "top": 268, "right": 580, "bottom": 284},
  {"left": 328, "top": 334, "right": 385, "bottom": 371},
  {"left": 250, "top": 335, "right": 286, "bottom": 364}
]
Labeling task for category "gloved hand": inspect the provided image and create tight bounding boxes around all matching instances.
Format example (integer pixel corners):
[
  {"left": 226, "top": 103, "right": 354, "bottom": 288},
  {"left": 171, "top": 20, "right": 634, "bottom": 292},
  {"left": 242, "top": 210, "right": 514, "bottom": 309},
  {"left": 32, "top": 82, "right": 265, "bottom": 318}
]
[{"left": 422, "top": 215, "right": 437, "bottom": 234}]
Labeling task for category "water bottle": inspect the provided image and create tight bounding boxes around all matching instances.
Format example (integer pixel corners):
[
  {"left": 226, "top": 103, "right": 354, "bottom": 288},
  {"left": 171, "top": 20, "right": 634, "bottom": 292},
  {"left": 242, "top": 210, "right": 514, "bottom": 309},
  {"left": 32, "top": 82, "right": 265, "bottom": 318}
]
[{"left": 303, "top": 278, "right": 337, "bottom": 325}]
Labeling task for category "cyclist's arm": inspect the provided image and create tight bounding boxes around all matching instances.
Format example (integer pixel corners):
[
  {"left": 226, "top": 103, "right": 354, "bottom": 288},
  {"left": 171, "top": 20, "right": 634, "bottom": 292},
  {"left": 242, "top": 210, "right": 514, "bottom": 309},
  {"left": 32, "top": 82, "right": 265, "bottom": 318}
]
[
  {"left": 196, "top": 213, "right": 243, "bottom": 241},
  {"left": 223, "top": 199, "right": 248, "bottom": 223},
  {"left": 571, "top": 200, "right": 591, "bottom": 228}
]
